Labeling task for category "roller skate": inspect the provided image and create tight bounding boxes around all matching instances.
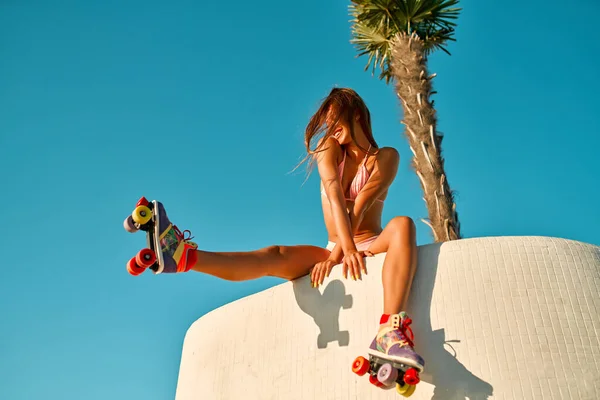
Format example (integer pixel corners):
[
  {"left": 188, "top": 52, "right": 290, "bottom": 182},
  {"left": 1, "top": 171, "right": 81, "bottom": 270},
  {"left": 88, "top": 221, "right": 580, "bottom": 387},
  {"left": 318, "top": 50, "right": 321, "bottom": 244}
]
[
  {"left": 351, "top": 312, "right": 424, "bottom": 397},
  {"left": 123, "top": 196, "right": 198, "bottom": 276}
]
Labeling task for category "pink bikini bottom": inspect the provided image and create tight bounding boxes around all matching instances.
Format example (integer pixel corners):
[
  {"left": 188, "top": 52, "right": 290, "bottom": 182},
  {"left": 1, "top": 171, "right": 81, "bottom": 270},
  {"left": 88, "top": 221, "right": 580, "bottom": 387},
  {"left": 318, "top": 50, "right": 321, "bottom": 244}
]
[{"left": 326, "top": 235, "right": 379, "bottom": 252}]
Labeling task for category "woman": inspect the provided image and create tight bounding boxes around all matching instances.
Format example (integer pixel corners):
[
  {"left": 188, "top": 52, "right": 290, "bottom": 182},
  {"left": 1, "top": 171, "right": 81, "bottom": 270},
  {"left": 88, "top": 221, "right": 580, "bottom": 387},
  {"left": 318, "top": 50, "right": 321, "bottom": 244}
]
[{"left": 128, "top": 87, "right": 424, "bottom": 372}]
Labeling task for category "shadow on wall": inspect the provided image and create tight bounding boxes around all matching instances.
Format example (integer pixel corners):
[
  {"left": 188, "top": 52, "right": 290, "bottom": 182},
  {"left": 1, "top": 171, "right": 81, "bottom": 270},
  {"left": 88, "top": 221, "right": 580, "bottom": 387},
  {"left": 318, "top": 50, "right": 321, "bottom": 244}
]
[
  {"left": 411, "top": 243, "right": 494, "bottom": 400},
  {"left": 292, "top": 242, "right": 494, "bottom": 399},
  {"left": 292, "top": 278, "right": 353, "bottom": 349}
]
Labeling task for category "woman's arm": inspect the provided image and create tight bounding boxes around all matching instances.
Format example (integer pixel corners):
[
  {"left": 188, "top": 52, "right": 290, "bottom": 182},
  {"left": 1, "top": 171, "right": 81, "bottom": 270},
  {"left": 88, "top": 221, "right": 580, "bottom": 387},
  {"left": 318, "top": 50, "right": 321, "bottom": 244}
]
[
  {"left": 316, "top": 137, "right": 357, "bottom": 256},
  {"left": 327, "top": 242, "right": 344, "bottom": 263},
  {"left": 349, "top": 147, "right": 400, "bottom": 229}
]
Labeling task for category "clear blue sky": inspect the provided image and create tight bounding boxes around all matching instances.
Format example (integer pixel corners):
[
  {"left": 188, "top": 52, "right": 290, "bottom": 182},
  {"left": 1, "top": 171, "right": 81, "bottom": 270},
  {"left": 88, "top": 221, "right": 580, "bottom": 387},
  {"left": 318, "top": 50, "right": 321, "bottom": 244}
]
[{"left": 1, "top": 0, "right": 598, "bottom": 399}]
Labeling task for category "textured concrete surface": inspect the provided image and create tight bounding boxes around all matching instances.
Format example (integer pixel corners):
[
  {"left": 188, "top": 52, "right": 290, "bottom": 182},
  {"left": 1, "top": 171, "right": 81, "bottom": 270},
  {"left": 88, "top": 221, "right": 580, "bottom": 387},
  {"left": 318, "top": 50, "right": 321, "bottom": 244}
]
[{"left": 175, "top": 236, "right": 600, "bottom": 399}]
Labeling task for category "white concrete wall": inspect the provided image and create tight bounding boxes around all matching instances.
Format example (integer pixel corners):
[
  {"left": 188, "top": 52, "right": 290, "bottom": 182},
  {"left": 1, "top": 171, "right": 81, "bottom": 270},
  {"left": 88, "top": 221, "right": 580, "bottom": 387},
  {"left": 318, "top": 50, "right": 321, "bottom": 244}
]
[{"left": 175, "top": 236, "right": 600, "bottom": 400}]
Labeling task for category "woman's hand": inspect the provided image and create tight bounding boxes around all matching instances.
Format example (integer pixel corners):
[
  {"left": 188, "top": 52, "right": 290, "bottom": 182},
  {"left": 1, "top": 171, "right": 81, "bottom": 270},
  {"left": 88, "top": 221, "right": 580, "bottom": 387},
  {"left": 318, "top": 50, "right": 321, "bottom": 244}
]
[
  {"left": 310, "top": 259, "right": 338, "bottom": 288},
  {"left": 342, "top": 250, "right": 373, "bottom": 281}
]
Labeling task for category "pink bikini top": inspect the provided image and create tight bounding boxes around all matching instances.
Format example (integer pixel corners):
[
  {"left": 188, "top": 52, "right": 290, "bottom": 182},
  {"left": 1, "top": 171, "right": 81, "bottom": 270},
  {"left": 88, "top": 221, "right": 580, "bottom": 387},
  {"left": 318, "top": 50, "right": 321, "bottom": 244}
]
[{"left": 321, "top": 145, "right": 383, "bottom": 203}]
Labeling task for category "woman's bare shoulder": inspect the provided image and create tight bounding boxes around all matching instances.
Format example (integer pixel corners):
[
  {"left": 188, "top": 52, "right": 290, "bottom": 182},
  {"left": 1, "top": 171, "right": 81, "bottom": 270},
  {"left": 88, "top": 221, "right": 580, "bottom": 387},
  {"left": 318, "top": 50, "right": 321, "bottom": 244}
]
[
  {"left": 375, "top": 146, "right": 400, "bottom": 164},
  {"left": 315, "top": 136, "right": 343, "bottom": 160}
]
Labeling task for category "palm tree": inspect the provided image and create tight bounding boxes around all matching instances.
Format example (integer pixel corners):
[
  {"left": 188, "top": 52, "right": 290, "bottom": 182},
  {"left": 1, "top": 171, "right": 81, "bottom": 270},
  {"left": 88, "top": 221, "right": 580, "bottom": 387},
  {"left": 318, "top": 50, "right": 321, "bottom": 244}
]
[{"left": 349, "top": 0, "right": 462, "bottom": 242}]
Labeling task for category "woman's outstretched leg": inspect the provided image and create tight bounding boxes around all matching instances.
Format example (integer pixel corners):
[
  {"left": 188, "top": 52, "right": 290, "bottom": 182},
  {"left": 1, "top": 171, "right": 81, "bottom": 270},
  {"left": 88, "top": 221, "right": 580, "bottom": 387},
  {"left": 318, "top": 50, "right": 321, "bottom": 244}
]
[
  {"left": 365, "top": 216, "right": 425, "bottom": 373},
  {"left": 190, "top": 245, "right": 331, "bottom": 281},
  {"left": 129, "top": 199, "right": 329, "bottom": 280}
]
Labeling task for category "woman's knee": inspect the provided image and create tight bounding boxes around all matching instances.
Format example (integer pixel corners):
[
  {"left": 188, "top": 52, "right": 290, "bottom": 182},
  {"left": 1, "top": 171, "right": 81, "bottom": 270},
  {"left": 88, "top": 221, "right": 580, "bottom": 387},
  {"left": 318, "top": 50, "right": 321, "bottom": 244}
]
[
  {"left": 260, "top": 244, "right": 328, "bottom": 260},
  {"left": 387, "top": 216, "right": 416, "bottom": 242},
  {"left": 259, "top": 244, "right": 329, "bottom": 280},
  {"left": 261, "top": 245, "right": 284, "bottom": 258}
]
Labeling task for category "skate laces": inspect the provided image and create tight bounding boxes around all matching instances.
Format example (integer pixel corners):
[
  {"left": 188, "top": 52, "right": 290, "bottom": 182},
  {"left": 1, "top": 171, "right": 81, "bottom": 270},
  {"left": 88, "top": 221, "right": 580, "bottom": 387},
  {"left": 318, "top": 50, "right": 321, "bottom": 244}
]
[
  {"left": 173, "top": 225, "right": 194, "bottom": 242},
  {"left": 400, "top": 317, "right": 415, "bottom": 348},
  {"left": 391, "top": 314, "right": 415, "bottom": 348}
]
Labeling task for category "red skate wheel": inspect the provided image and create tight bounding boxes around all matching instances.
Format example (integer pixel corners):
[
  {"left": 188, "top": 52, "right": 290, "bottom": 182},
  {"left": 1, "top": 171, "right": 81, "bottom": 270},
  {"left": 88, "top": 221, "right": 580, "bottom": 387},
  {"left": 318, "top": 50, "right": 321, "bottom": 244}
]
[
  {"left": 351, "top": 356, "right": 370, "bottom": 376},
  {"left": 368, "top": 374, "right": 384, "bottom": 387},
  {"left": 404, "top": 368, "right": 420, "bottom": 385},
  {"left": 136, "top": 248, "right": 156, "bottom": 268},
  {"left": 123, "top": 215, "right": 138, "bottom": 233},
  {"left": 136, "top": 196, "right": 149, "bottom": 207},
  {"left": 127, "top": 257, "right": 145, "bottom": 276}
]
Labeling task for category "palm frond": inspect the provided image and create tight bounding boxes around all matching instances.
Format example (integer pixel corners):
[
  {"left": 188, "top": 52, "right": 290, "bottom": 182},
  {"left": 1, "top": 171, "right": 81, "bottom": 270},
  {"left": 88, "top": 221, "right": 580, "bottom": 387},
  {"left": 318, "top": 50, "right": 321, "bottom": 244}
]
[{"left": 350, "top": 0, "right": 461, "bottom": 81}]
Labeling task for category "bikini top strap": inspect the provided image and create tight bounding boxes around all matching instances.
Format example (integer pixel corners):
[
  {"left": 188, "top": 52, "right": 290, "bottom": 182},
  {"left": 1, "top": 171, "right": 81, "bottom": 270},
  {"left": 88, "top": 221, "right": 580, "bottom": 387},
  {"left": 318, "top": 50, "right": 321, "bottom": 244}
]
[
  {"left": 339, "top": 150, "right": 347, "bottom": 178},
  {"left": 361, "top": 144, "right": 372, "bottom": 167}
]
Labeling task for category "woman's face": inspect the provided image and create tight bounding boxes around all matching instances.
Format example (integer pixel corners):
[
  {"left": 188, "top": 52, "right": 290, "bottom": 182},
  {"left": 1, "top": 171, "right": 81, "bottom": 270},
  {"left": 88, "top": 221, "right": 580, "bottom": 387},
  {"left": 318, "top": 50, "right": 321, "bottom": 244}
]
[{"left": 326, "top": 107, "right": 353, "bottom": 146}]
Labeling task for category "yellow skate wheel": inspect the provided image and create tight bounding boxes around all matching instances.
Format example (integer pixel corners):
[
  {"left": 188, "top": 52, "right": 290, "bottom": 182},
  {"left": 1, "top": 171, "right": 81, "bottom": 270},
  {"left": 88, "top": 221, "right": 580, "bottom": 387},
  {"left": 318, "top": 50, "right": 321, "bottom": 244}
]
[
  {"left": 403, "top": 384, "right": 416, "bottom": 397},
  {"left": 396, "top": 383, "right": 409, "bottom": 394},
  {"left": 132, "top": 205, "right": 152, "bottom": 225},
  {"left": 396, "top": 383, "right": 416, "bottom": 397}
]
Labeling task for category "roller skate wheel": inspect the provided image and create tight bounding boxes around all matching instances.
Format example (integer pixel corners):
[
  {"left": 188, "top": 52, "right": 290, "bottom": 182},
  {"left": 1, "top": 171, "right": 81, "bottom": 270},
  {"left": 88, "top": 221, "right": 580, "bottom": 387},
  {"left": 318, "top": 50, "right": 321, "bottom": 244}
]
[
  {"left": 126, "top": 257, "right": 146, "bottom": 276},
  {"left": 351, "top": 356, "right": 370, "bottom": 376},
  {"left": 368, "top": 374, "right": 384, "bottom": 388},
  {"left": 377, "top": 363, "right": 398, "bottom": 387},
  {"left": 404, "top": 368, "right": 420, "bottom": 385},
  {"left": 136, "top": 196, "right": 149, "bottom": 207},
  {"left": 132, "top": 205, "right": 152, "bottom": 225},
  {"left": 396, "top": 383, "right": 416, "bottom": 397},
  {"left": 136, "top": 248, "right": 156, "bottom": 268},
  {"left": 123, "top": 215, "right": 138, "bottom": 233}
]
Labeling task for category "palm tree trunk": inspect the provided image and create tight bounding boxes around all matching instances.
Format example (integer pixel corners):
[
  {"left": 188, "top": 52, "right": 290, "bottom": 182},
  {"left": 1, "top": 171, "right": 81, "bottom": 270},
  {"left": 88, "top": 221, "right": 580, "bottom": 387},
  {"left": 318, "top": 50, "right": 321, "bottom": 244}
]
[{"left": 390, "top": 32, "right": 461, "bottom": 242}]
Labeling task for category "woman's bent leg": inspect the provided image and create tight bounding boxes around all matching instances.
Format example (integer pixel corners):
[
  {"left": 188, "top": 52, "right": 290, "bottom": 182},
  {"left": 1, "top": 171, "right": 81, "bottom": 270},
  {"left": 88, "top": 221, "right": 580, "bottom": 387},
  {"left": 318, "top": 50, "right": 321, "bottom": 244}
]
[
  {"left": 363, "top": 216, "right": 425, "bottom": 372},
  {"left": 366, "top": 216, "right": 418, "bottom": 314}
]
